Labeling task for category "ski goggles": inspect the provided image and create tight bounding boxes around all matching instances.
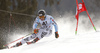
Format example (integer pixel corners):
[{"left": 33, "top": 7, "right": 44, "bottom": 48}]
[{"left": 39, "top": 16, "right": 45, "bottom": 19}]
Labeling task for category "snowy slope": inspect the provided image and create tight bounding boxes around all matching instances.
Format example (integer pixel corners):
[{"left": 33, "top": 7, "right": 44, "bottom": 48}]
[
  {"left": 0, "top": 31, "right": 100, "bottom": 53},
  {"left": 0, "top": 15, "right": 100, "bottom": 53}
]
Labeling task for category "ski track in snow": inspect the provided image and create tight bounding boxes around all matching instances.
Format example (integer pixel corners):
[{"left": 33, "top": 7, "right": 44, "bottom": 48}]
[{"left": 0, "top": 32, "right": 100, "bottom": 53}]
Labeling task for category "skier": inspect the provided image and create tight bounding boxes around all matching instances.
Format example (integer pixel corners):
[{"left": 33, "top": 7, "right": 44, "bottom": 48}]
[{"left": 9, "top": 9, "right": 59, "bottom": 48}]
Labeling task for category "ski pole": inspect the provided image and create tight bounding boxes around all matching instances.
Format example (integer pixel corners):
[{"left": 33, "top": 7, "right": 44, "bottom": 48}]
[{"left": 3, "top": 33, "right": 33, "bottom": 47}]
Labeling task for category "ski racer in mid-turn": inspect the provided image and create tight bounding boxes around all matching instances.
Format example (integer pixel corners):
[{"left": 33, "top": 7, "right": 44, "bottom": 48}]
[{"left": 9, "top": 9, "right": 59, "bottom": 48}]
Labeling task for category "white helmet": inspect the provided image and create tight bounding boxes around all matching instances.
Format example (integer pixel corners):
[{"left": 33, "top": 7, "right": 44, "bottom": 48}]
[{"left": 38, "top": 9, "right": 46, "bottom": 16}]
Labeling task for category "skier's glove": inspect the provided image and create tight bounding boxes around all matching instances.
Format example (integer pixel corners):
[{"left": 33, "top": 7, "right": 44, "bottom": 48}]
[
  {"left": 55, "top": 32, "right": 59, "bottom": 38},
  {"left": 34, "top": 29, "right": 39, "bottom": 34}
]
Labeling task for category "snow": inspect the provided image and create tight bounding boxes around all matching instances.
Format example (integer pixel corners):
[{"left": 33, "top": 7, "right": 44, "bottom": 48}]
[
  {"left": 0, "top": 16, "right": 100, "bottom": 53},
  {"left": 1, "top": 31, "right": 100, "bottom": 53}
]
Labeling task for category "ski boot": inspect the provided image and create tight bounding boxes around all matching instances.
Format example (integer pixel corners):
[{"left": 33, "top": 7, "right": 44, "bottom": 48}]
[
  {"left": 8, "top": 42, "right": 22, "bottom": 49},
  {"left": 26, "top": 37, "right": 39, "bottom": 45}
]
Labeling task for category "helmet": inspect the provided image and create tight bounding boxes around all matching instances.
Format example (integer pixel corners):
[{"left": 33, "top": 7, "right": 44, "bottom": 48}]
[{"left": 38, "top": 9, "right": 46, "bottom": 16}]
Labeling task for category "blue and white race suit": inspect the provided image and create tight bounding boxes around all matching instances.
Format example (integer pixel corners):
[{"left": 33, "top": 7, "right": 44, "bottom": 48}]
[{"left": 21, "top": 15, "right": 58, "bottom": 44}]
